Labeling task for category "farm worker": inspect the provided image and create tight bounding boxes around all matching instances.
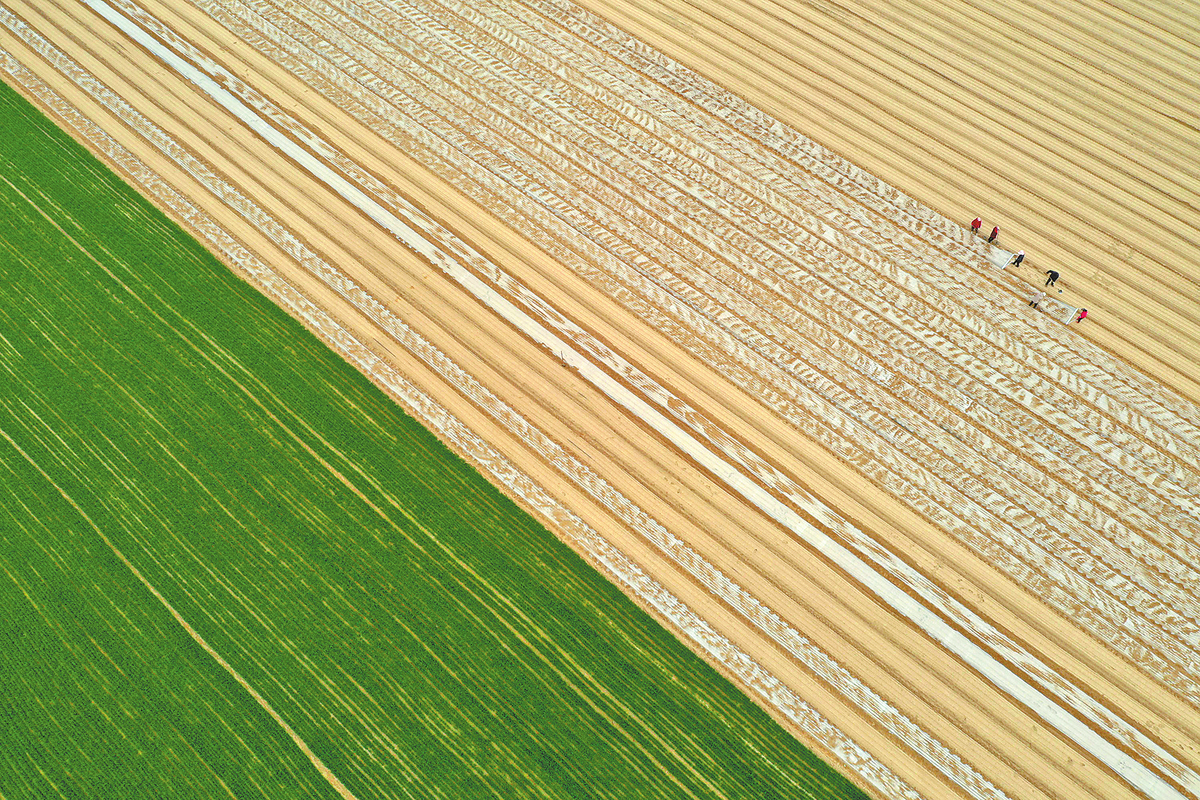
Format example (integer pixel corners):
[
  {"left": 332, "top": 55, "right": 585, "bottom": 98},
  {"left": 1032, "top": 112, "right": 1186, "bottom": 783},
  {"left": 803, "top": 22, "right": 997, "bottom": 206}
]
[
  {"left": 988, "top": 225, "right": 1000, "bottom": 243},
  {"left": 1045, "top": 270, "right": 1060, "bottom": 286},
  {"left": 1028, "top": 290, "right": 1045, "bottom": 309},
  {"left": 1012, "top": 251, "right": 1025, "bottom": 267},
  {"left": 1075, "top": 308, "right": 1088, "bottom": 323},
  {"left": 971, "top": 217, "right": 982, "bottom": 234}
]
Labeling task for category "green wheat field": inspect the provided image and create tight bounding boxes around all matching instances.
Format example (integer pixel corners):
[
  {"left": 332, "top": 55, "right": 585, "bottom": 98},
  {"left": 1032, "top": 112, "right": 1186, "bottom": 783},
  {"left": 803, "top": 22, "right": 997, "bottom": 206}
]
[{"left": 0, "top": 81, "right": 866, "bottom": 799}]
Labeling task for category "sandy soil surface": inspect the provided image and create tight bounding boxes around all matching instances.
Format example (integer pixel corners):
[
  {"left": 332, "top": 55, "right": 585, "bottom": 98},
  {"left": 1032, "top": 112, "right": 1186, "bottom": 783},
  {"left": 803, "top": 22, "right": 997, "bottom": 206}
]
[
  {"left": 1, "top": 1, "right": 1197, "bottom": 798},
  {"left": 588, "top": 0, "right": 1200, "bottom": 404}
]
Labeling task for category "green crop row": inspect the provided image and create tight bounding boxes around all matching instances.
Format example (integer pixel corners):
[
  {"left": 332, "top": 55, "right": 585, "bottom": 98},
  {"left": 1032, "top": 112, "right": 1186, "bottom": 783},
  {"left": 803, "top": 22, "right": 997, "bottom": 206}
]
[{"left": 0, "top": 81, "right": 866, "bottom": 799}]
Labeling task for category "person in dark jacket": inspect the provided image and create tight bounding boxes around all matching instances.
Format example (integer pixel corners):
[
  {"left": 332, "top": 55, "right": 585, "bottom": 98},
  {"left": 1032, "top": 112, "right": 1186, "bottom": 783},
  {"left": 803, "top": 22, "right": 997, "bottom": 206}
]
[
  {"left": 1012, "top": 251, "right": 1026, "bottom": 267},
  {"left": 1045, "top": 270, "right": 1060, "bottom": 286}
]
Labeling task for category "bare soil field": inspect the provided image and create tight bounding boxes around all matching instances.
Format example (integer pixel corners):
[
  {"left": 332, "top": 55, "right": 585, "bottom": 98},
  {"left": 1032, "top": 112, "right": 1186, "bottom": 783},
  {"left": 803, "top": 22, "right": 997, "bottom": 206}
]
[
  {"left": 593, "top": 0, "right": 1200, "bottom": 404},
  {"left": 1, "top": 1, "right": 1196, "bottom": 798}
]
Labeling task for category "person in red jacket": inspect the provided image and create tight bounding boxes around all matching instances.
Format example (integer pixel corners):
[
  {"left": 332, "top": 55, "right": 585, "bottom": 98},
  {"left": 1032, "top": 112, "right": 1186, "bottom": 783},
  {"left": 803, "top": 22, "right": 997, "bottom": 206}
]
[
  {"left": 988, "top": 225, "right": 1000, "bottom": 243},
  {"left": 1075, "top": 308, "right": 1088, "bottom": 323},
  {"left": 971, "top": 217, "right": 982, "bottom": 234}
]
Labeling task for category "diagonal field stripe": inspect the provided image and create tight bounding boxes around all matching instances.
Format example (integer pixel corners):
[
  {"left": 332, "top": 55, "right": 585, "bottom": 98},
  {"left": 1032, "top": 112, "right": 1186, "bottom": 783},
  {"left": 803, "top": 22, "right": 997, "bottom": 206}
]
[
  {"left": 0, "top": 31, "right": 931, "bottom": 800},
  {"left": 42, "top": 0, "right": 1200, "bottom": 796},
  {"left": 0, "top": 27, "right": 928, "bottom": 800},
  {"left": 0, "top": 47, "right": 928, "bottom": 798},
  {"left": 0, "top": 426, "right": 364, "bottom": 800}
]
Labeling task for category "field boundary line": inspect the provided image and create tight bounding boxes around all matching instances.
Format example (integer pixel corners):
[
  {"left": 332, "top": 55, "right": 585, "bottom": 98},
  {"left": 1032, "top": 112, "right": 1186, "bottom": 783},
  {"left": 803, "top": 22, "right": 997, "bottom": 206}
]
[
  {"left": 70, "top": 1, "right": 1200, "bottom": 796},
  {"left": 0, "top": 34, "right": 923, "bottom": 800},
  {"left": 231, "top": 0, "right": 1200, "bottom": 659},
  {"left": 184, "top": 0, "right": 1200, "bottom": 684}
]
